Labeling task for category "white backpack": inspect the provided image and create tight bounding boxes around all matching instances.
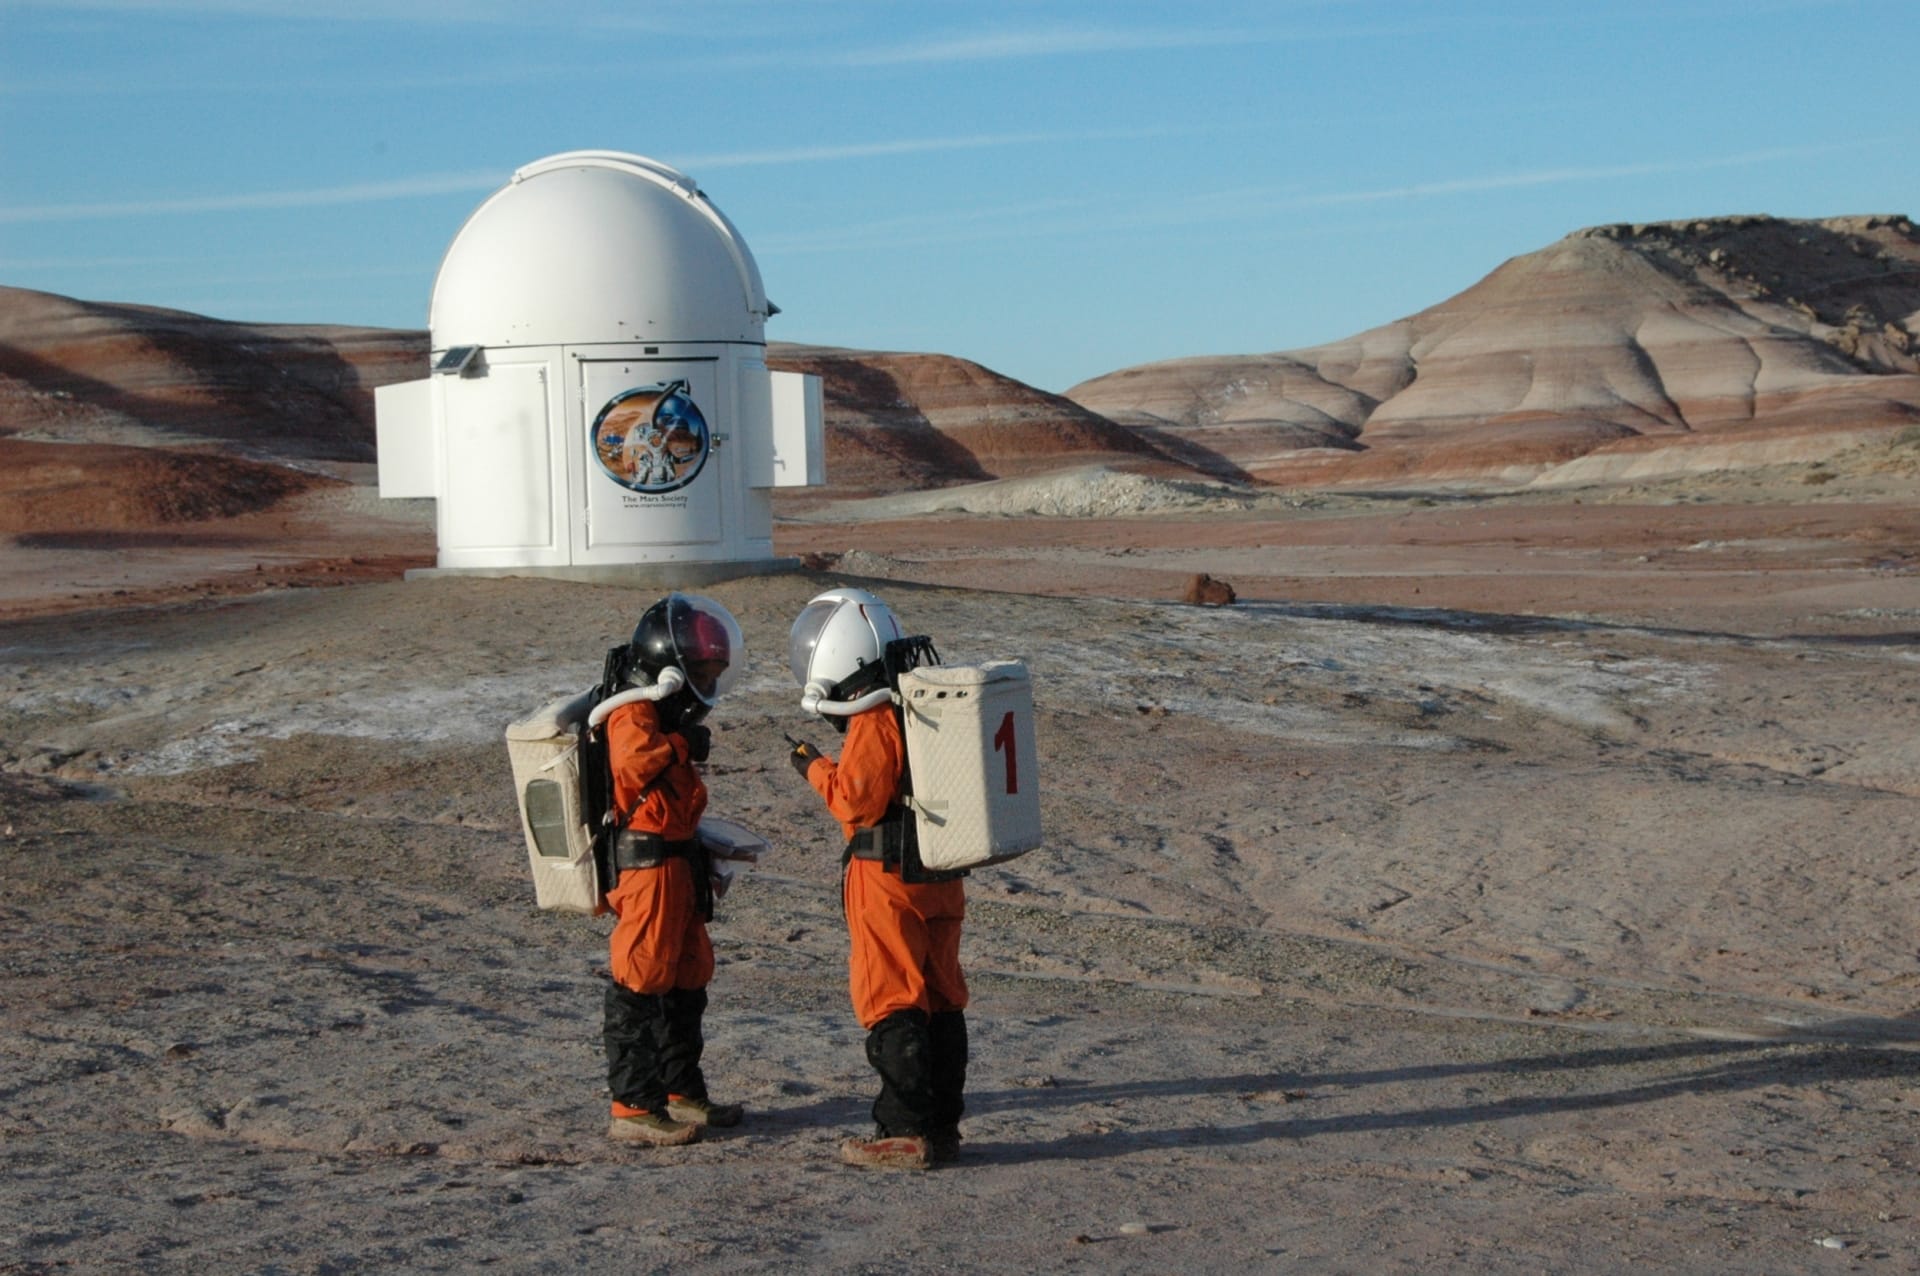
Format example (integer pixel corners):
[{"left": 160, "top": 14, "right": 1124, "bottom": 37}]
[
  {"left": 504, "top": 690, "right": 604, "bottom": 914},
  {"left": 897, "top": 661, "right": 1043, "bottom": 873},
  {"left": 504, "top": 688, "right": 767, "bottom": 915}
]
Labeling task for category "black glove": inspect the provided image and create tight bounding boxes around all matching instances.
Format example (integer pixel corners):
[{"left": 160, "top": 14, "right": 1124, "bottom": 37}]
[
  {"left": 678, "top": 722, "right": 711, "bottom": 763},
  {"left": 788, "top": 739, "right": 819, "bottom": 778}
]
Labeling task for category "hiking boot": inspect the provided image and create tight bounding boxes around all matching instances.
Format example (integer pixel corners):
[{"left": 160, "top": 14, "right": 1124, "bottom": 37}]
[
  {"left": 607, "top": 1111, "right": 700, "bottom": 1147},
  {"left": 667, "top": 1095, "right": 743, "bottom": 1128},
  {"left": 928, "top": 1129, "right": 962, "bottom": 1163},
  {"left": 839, "top": 1134, "right": 931, "bottom": 1171}
]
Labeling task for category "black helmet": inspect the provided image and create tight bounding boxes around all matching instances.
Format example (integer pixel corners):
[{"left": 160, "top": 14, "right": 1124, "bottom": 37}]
[{"left": 627, "top": 593, "right": 745, "bottom": 708}]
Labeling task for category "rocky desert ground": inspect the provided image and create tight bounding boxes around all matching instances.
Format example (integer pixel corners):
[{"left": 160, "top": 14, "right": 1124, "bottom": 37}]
[
  {"left": 5, "top": 213, "right": 1920, "bottom": 1272},
  {"left": 4, "top": 436, "right": 1920, "bottom": 1274}
]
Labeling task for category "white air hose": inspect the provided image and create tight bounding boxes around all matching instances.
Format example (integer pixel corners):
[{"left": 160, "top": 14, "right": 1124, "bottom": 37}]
[
  {"left": 799, "top": 682, "right": 893, "bottom": 717},
  {"left": 586, "top": 666, "right": 686, "bottom": 730}
]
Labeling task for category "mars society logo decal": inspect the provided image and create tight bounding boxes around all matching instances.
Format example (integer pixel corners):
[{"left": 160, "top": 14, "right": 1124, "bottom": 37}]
[{"left": 589, "top": 380, "right": 711, "bottom": 494}]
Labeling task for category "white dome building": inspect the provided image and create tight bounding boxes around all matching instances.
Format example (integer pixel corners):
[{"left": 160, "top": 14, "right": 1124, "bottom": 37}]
[{"left": 376, "top": 150, "right": 822, "bottom": 581}]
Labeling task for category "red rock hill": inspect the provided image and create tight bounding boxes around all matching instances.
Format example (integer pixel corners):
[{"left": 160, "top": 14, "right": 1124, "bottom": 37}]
[
  {"left": 0, "top": 286, "right": 421, "bottom": 464},
  {"left": 1066, "top": 214, "right": 1920, "bottom": 486},
  {"left": 767, "top": 343, "right": 1161, "bottom": 496},
  {"left": 0, "top": 288, "right": 1160, "bottom": 528}
]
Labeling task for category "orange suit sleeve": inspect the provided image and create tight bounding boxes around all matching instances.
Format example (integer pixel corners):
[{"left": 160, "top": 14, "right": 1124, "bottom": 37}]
[
  {"left": 807, "top": 706, "right": 905, "bottom": 840},
  {"left": 606, "top": 701, "right": 689, "bottom": 815}
]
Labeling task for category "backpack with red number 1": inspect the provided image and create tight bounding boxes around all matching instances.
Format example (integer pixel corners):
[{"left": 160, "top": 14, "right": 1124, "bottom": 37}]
[{"left": 896, "top": 661, "right": 1042, "bottom": 872}]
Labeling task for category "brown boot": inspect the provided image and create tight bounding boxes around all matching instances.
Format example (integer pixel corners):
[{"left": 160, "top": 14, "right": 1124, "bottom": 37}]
[
  {"left": 667, "top": 1095, "right": 743, "bottom": 1128},
  {"left": 607, "top": 1111, "right": 700, "bottom": 1146},
  {"left": 839, "top": 1133, "right": 931, "bottom": 1170}
]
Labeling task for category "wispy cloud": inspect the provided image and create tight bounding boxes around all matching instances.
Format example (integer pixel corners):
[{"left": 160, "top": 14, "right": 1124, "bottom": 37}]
[
  {"left": 704, "top": 11, "right": 1463, "bottom": 72},
  {"left": 0, "top": 252, "right": 205, "bottom": 270},
  {"left": 756, "top": 142, "right": 1883, "bottom": 254},
  {"left": 824, "top": 23, "right": 1267, "bottom": 67},
  {"left": 6, "top": 0, "right": 705, "bottom": 29},
  {"left": 758, "top": 191, "right": 1109, "bottom": 255},
  {"left": 0, "top": 62, "right": 586, "bottom": 97},
  {"left": 1280, "top": 143, "right": 1879, "bottom": 209},
  {"left": 1, "top": 138, "right": 1871, "bottom": 236},
  {"left": 0, "top": 128, "right": 1169, "bottom": 223},
  {"left": 0, "top": 172, "right": 500, "bottom": 224},
  {"left": 684, "top": 126, "right": 1174, "bottom": 171},
  {"left": 5, "top": 0, "right": 537, "bottom": 20},
  {"left": 6, "top": 260, "right": 426, "bottom": 287}
]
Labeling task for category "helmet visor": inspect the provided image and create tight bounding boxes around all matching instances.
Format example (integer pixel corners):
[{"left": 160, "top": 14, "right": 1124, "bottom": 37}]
[
  {"left": 669, "top": 595, "right": 744, "bottom": 703},
  {"left": 787, "top": 598, "right": 842, "bottom": 688}
]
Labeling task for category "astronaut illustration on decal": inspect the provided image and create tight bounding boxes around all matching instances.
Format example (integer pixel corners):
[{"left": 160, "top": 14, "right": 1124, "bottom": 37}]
[{"left": 590, "top": 380, "right": 712, "bottom": 494}]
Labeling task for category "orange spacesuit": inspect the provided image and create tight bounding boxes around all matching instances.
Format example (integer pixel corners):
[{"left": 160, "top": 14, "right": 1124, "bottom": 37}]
[
  {"left": 599, "top": 593, "right": 744, "bottom": 1147},
  {"left": 603, "top": 699, "right": 711, "bottom": 999},
  {"left": 799, "top": 702, "right": 969, "bottom": 1164}
]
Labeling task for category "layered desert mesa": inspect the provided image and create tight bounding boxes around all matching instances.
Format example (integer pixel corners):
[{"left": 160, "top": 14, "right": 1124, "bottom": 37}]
[
  {"left": 766, "top": 343, "right": 1164, "bottom": 499},
  {"left": 6, "top": 214, "right": 1917, "bottom": 531},
  {"left": 1066, "top": 214, "right": 1920, "bottom": 488}
]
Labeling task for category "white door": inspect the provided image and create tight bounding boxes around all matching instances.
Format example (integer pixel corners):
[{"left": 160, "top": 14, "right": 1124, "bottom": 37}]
[
  {"left": 578, "top": 358, "right": 723, "bottom": 553},
  {"left": 441, "top": 359, "right": 562, "bottom": 561}
]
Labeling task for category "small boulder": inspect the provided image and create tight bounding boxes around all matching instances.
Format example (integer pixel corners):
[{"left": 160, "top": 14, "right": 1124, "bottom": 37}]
[{"left": 1182, "top": 573, "right": 1236, "bottom": 605}]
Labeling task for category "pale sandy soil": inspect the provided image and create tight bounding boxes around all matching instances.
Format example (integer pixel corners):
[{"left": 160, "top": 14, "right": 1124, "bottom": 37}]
[{"left": 3, "top": 452, "right": 1919, "bottom": 1273}]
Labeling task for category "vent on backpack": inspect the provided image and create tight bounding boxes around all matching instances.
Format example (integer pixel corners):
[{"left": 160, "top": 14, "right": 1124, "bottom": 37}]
[{"left": 523, "top": 778, "right": 571, "bottom": 858}]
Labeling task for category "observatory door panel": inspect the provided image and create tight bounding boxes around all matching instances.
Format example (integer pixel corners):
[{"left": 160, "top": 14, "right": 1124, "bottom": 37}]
[
  {"left": 442, "top": 360, "right": 558, "bottom": 554},
  {"left": 579, "top": 359, "right": 723, "bottom": 549}
]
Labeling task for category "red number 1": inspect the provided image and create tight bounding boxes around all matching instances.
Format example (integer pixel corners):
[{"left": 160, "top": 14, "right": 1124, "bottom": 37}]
[{"left": 992, "top": 711, "right": 1018, "bottom": 794}]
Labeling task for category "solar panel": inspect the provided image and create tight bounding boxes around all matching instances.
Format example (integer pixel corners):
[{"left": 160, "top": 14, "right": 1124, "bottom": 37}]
[{"left": 434, "top": 345, "right": 481, "bottom": 375}]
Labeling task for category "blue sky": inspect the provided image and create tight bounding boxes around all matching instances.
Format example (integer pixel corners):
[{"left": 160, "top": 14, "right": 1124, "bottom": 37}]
[{"left": 3, "top": 0, "right": 1914, "bottom": 392}]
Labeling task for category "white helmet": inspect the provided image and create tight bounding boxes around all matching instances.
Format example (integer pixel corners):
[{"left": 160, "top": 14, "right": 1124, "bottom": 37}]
[{"left": 788, "top": 588, "right": 904, "bottom": 716}]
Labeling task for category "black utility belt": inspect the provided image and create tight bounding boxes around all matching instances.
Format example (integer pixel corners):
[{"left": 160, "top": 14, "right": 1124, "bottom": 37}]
[
  {"left": 845, "top": 820, "right": 968, "bottom": 884},
  {"left": 612, "top": 830, "right": 701, "bottom": 873},
  {"left": 846, "top": 826, "right": 891, "bottom": 862}
]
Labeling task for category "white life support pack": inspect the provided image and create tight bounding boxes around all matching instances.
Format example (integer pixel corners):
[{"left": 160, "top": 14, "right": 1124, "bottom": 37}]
[
  {"left": 506, "top": 692, "right": 774, "bottom": 915},
  {"left": 504, "top": 690, "right": 601, "bottom": 914},
  {"left": 897, "top": 660, "right": 1042, "bottom": 873}
]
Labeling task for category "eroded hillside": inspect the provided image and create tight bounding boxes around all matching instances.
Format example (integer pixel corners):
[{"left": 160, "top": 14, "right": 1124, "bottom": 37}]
[
  {"left": 1067, "top": 214, "right": 1920, "bottom": 487},
  {"left": 767, "top": 343, "right": 1163, "bottom": 496}
]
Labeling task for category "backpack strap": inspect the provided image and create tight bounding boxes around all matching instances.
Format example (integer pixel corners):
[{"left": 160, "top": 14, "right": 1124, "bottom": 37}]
[
  {"left": 841, "top": 649, "right": 966, "bottom": 885},
  {"left": 586, "top": 696, "right": 677, "bottom": 902}
]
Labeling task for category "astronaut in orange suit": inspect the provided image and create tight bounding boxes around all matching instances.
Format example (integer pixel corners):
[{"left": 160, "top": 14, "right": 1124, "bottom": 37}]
[
  {"left": 787, "top": 588, "right": 968, "bottom": 1171},
  {"left": 600, "top": 593, "right": 746, "bottom": 1147}
]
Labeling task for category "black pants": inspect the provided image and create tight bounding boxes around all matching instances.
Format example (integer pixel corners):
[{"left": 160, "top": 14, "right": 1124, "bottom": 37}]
[
  {"left": 866, "top": 1008, "right": 967, "bottom": 1137},
  {"left": 604, "top": 982, "right": 709, "bottom": 1113}
]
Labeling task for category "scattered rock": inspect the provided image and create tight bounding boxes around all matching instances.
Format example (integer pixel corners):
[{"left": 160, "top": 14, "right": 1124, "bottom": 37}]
[{"left": 1182, "top": 573, "right": 1236, "bottom": 605}]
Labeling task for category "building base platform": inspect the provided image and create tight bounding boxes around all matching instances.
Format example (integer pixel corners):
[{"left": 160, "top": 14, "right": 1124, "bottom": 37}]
[{"left": 404, "top": 557, "right": 803, "bottom": 589}]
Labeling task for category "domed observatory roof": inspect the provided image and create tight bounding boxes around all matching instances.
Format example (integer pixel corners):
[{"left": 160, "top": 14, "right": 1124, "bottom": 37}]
[{"left": 430, "top": 150, "right": 771, "bottom": 350}]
